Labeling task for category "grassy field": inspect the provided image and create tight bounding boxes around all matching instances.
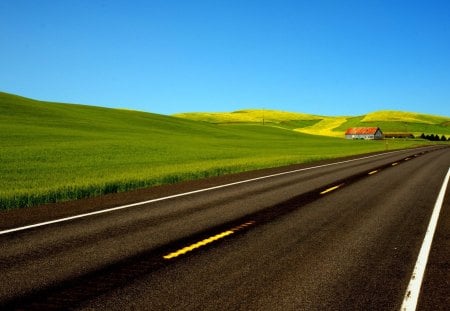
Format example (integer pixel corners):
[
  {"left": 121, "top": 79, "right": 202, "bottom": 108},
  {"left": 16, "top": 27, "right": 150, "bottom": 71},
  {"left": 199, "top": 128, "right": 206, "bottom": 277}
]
[
  {"left": 177, "top": 109, "right": 450, "bottom": 137},
  {"left": 0, "top": 92, "right": 440, "bottom": 210}
]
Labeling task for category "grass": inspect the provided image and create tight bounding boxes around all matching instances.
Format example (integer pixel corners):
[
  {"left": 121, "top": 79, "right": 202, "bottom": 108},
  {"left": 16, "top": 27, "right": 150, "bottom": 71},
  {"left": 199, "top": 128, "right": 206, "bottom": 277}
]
[{"left": 0, "top": 92, "right": 439, "bottom": 210}]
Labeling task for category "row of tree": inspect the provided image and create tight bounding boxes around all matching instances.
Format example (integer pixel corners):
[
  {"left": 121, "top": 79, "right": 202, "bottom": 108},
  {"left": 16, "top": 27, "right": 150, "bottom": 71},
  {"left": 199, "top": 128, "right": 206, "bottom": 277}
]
[{"left": 420, "top": 133, "right": 449, "bottom": 141}]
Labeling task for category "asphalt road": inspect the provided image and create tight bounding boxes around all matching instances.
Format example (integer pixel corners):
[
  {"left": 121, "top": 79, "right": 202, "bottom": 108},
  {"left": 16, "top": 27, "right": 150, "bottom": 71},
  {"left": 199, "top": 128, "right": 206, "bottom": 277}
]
[{"left": 0, "top": 146, "right": 449, "bottom": 310}]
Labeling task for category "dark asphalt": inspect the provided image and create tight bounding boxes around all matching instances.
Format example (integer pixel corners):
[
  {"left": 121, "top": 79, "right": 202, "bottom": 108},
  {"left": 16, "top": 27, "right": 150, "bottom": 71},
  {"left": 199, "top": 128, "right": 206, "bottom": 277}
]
[{"left": 0, "top": 146, "right": 449, "bottom": 310}]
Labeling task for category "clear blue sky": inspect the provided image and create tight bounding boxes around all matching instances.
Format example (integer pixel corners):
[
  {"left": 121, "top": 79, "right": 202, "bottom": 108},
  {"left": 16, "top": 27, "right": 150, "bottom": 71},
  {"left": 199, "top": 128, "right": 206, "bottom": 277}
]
[{"left": 1, "top": 0, "right": 450, "bottom": 116}]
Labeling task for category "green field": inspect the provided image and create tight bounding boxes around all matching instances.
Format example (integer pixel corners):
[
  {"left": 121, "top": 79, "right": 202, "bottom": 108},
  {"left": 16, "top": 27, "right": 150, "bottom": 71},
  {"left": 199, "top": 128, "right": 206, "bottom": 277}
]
[{"left": 0, "top": 92, "right": 442, "bottom": 210}]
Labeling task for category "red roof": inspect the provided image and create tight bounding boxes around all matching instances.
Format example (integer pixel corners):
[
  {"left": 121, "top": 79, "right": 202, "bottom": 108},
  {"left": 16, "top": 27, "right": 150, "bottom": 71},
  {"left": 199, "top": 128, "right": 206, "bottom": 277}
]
[{"left": 345, "top": 127, "right": 380, "bottom": 135}]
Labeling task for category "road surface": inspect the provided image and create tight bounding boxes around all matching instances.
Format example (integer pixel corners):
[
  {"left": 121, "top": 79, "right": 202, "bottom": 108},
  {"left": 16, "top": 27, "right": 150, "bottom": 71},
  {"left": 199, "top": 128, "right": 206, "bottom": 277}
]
[{"left": 0, "top": 146, "right": 449, "bottom": 310}]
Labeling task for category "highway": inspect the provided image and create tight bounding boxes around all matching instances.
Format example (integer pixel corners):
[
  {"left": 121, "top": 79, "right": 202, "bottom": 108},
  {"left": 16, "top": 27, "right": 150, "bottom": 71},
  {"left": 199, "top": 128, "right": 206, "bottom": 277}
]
[{"left": 0, "top": 146, "right": 449, "bottom": 310}]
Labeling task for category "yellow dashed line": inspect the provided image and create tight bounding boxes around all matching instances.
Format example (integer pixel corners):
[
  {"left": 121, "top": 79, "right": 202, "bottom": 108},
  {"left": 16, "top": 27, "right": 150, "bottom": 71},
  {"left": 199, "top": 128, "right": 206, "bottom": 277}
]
[
  {"left": 163, "top": 221, "right": 256, "bottom": 260},
  {"left": 368, "top": 170, "right": 378, "bottom": 175},
  {"left": 392, "top": 162, "right": 399, "bottom": 166},
  {"left": 320, "top": 184, "right": 343, "bottom": 195},
  {"left": 163, "top": 231, "right": 234, "bottom": 259},
  {"left": 405, "top": 157, "right": 411, "bottom": 161}
]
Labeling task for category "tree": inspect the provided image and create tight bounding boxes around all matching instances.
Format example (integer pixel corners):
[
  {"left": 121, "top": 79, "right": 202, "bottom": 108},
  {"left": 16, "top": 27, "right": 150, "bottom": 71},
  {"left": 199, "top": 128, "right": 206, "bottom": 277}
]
[
  {"left": 420, "top": 133, "right": 426, "bottom": 139},
  {"left": 441, "top": 135, "right": 447, "bottom": 141}
]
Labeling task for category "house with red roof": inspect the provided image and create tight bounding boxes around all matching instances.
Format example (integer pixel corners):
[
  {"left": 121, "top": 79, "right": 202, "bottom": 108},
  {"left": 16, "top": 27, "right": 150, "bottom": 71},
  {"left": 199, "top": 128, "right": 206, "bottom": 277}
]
[{"left": 345, "top": 127, "right": 383, "bottom": 140}]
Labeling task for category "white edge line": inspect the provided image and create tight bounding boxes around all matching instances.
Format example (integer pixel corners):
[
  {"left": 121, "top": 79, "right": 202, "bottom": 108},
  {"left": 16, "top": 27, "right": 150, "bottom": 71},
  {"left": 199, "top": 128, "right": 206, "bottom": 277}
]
[
  {"left": 0, "top": 149, "right": 413, "bottom": 235},
  {"left": 400, "top": 167, "right": 450, "bottom": 311}
]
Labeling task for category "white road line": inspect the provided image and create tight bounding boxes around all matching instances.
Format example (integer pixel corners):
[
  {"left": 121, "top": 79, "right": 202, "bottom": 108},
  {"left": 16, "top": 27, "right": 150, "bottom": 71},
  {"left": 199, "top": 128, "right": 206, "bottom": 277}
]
[
  {"left": 400, "top": 167, "right": 450, "bottom": 311},
  {"left": 0, "top": 149, "right": 412, "bottom": 235}
]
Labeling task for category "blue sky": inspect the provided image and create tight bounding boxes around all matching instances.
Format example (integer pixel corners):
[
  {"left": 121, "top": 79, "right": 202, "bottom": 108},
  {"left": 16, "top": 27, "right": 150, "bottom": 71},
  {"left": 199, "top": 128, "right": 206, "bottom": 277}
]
[{"left": 1, "top": 0, "right": 450, "bottom": 116}]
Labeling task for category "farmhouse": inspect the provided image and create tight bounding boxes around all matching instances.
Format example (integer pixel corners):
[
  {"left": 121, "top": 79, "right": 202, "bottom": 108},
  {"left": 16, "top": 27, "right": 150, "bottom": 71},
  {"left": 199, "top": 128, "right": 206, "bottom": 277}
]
[{"left": 345, "top": 127, "right": 383, "bottom": 140}]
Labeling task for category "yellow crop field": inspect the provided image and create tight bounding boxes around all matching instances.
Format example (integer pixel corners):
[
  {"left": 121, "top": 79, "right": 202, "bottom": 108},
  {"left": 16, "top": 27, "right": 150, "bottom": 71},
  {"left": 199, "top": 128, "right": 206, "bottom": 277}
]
[
  {"left": 295, "top": 117, "right": 349, "bottom": 137},
  {"left": 174, "top": 109, "right": 322, "bottom": 123},
  {"left": 361, "top": 110, "right": 448, "bottom": 124}
]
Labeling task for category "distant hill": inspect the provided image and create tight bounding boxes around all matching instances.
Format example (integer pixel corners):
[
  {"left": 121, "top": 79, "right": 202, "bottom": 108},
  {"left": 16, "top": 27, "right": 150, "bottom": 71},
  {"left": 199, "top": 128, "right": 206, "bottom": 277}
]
[
  {"left": 175, "top": 109, "right": 450, "bottom": 138},
  {"left": 361, "top": 110, "right": 448, "bottom": 124},
  {"left": 174, "top": 109, "right": 322, "bottom": 123}
]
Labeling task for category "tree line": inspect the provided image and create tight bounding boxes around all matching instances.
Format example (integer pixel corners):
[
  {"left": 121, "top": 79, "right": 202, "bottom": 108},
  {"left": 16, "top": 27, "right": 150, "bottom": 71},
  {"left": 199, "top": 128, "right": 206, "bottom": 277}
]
[{"left": 420, "top": 133, "right": 449, "bottom": 141}]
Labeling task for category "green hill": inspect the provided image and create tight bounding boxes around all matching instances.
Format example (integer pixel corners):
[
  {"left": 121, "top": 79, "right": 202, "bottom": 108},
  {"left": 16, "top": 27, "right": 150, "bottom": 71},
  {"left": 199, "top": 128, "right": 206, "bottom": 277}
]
[
  {"left": 176, "top": 109, "right": 450, "bottom": 138},
  {"left": 0, "top": 92, "right": 436, "bottom": 209}
]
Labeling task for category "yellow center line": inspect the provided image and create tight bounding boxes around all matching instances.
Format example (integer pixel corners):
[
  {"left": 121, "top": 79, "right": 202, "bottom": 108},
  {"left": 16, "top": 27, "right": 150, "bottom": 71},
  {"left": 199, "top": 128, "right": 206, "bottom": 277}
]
[
  {"left": 405, "top": 157, "right": 411, "bottom": 161},
  {"left": 368, "top": 170, "right": 378, "bottom": 175},
  {"left": 163, "top": 220, "right": 256, "bottom": 260},
  {"left": 392, "top": 162, "right": 399, "bottom": 166},
  {"left": 320, "top": 184, "right": 343, "bottom": 195}
]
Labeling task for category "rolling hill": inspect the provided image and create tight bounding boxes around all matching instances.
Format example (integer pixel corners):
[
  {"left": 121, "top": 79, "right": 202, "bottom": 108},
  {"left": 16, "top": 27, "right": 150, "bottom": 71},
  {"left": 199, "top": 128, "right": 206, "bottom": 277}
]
[
  {"left": 175, "top": 109, "right": 450, "bottom": 138},
  {"left": 0, "top": 92, "right": 441, "bottom": 209},
  {"left": 174, "top": 109, "right": 322, "bottom": 124}
]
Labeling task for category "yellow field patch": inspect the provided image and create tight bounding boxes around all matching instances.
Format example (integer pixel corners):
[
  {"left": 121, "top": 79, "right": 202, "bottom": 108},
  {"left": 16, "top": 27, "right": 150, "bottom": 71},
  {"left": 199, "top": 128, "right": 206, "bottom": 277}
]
[{"left": 295, "top": 117, "right": 348, "bottom": 137}]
